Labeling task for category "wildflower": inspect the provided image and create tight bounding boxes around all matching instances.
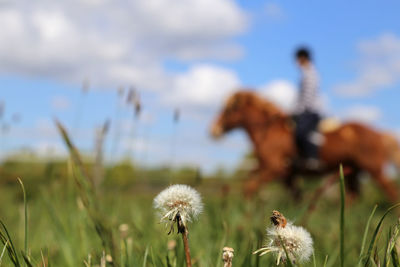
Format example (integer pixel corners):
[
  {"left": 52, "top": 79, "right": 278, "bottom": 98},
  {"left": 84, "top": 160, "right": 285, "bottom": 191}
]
[
  {"left": 154, "top": 184, "right": 203, "bottom": 267},
  {"left": 254, "top": 211, "right": 313, "bottom": 265},
  {"left": 222, "top": 247, "right": 234, "bottom": 267},
  {"left": 154, "top": 184, "right": 203, "bottom": 233}
]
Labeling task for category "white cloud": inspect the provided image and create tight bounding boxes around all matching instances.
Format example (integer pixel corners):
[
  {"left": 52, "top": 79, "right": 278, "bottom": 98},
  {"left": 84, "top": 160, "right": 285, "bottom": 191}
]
[
  {"left": 259, "top": 80, "right": 297, "bottom": 112},
  {"left": 51, "top": 95, "right": 70, "bottom": 111},
  {"left": 335, "top": 33, "right": 400, "bottom": 97},
  {"left": 0, "top": 0, "right": 248, "bottom": 89},
  {"left": 165, "top": 64, "right": 240, "bottom": 111},
  {"left": 341, "top": 105, "right": 382, "bottom": 123}
]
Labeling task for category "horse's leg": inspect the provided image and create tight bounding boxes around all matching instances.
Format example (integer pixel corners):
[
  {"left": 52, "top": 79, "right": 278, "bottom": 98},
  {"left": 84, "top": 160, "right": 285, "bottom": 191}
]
[
  {"left": 284, "top": 166, "right": 302, "bottom": 201},
  {"left": 345, "top": 166, "right": 361, "bottom": 202},
  {"left": 243, "top": 167, "right": 283, "bottom": 198},
  {"left": 370, "top": 167, "right": 398, "bottom": 202},
  {"left": 243, "top": 177, "right": 262, "bottom": 198}
]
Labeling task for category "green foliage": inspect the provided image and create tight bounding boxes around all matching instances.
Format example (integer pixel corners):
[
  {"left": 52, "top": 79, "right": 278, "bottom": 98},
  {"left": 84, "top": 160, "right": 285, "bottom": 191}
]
[{"left": 1, "top": 141, "right": 400, "bottom": 266}]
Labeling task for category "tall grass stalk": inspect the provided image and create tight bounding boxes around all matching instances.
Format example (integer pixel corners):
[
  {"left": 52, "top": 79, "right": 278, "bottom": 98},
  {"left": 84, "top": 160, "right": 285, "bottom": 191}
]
[
  {"left": 0, "top": 240, "right": 9, "bottom": 266},
  {"left": 323, "top": 255, "right": 328, "bottom": 267},
  {"left": 384, "top": 222, "right": 400, "bottom": 267},
  {"left": 0, "top": 221, "right": 20, "bottom": 266},
  {"left": 362, "top": 203, "right": 400, "bottom": 266},
  {"left": 0, "top": 179, "right": 33, "bottom": 267},
  {"left": 17, "top": 178, "right": 28, "bottom": 256},
  {"left": 357, "top": 204, "right": 378, "bottom": 267},
  {"left": 143, "top": 245, "right": 149, "bottom": 267},
  {"left": 339, "top": 165, "right": 345, "bottom": 267},
  {"left": 312, "top": 251, "right": 316, "bottom": 267},
  {"left": 56, "top": 120, "right": 118, "bottom": 266}
]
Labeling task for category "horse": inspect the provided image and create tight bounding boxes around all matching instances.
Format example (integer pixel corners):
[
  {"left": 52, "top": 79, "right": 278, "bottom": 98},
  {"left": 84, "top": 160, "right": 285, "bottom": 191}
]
[{"left": 210, "top": 90, "right": 400, "bottom": 202}]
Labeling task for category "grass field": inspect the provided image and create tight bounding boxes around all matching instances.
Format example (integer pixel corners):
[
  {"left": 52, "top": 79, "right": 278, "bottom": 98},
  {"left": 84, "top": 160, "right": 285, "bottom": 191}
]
[
  {"left": 0, "top": 121, "right": 397, "bottom": 267},
  {"left": 0, "top": 151, "right": 400, "bottom": 267}
]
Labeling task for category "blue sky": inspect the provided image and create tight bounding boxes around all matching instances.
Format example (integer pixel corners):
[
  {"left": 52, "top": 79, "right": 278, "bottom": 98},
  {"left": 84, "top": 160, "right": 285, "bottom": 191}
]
[{"left": 1, "top": 0, "right": 400, "bottom": 172}]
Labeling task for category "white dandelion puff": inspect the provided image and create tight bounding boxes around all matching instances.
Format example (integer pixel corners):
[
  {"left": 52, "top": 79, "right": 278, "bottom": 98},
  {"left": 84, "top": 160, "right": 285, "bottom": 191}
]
[
  {"left": 222, "top": 247, "right": 234, "bottom": 267},
  {"left": 254, "top": 211, "right": 313, "bottom": 265},
  {"left": 153, "top": 184, "right": 203, "bottom": 233}
]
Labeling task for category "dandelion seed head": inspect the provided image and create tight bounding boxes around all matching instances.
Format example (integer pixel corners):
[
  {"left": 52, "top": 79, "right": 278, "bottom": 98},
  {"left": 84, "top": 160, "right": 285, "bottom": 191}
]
[
  {"left": 254, "top": 211, "right": 313, "bottom": 265},
  {"left": 222, "top": 247, "right": 234, "bottom": 267},
  {"left": 153, "top": 184, "right": 203, "bottom": 228},
  {"left": 266, "top": 222, "right": 313, "bottom": 264}
]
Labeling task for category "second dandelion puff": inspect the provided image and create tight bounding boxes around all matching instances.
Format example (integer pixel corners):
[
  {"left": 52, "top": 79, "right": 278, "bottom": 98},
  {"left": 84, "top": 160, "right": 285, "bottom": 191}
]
[{"left": 254, "top": 210, "right": 313, "bottom": 265}]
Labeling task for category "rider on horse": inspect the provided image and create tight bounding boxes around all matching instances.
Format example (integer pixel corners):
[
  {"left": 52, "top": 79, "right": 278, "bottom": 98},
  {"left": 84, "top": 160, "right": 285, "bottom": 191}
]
[{"left": 293, "top": 47, "right": 322, "bottom": 170}]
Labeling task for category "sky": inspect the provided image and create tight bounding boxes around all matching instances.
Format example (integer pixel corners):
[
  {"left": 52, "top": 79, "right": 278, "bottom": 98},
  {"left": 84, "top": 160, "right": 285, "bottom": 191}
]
[{"left": 1, "top": 0, "right": 400, "bottom": 173}]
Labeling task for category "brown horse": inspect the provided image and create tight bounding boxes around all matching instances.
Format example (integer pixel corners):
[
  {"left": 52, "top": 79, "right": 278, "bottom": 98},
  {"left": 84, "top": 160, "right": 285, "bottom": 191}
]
[{"left": 210, "top": 90, "right": 400, "bottom": 202}]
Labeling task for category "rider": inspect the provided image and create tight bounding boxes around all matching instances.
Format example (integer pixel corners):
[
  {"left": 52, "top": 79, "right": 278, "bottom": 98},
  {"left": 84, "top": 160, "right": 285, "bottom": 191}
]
[{"left": 293, "top": 47, "right": 322, "bottom": 169}]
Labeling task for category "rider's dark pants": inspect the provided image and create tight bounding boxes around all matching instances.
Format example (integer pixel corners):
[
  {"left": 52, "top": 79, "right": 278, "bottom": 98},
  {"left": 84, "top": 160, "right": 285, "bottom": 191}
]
[{"left": 293, "top": 111, "right": 321, "bottom": 159}]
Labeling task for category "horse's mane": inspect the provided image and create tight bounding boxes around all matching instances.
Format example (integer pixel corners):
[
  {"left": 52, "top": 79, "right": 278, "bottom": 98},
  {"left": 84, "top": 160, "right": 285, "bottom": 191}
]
[{"left": 231, "top": 90, "right": 286, "bottom": 118}]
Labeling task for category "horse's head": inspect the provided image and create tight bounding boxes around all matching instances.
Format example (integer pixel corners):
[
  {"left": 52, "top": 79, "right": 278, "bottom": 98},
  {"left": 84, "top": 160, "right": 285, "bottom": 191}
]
[{"left": 210, "top": 90, "right": 283, "bottom": 138}]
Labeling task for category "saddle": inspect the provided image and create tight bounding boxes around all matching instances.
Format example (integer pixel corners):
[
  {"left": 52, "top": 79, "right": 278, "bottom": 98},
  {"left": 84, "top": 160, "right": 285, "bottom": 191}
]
[
  {"left": 318, "top": 117, "right": 341, "bottom": 133},
  {"left": 295, "top": 117, "right": 341, "bottom": 172}
]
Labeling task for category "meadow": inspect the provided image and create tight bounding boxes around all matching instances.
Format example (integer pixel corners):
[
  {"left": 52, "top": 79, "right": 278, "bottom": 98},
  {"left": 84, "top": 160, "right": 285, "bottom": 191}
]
[{"left": 0, "top": 125, "right": 399, "bottom": 267}]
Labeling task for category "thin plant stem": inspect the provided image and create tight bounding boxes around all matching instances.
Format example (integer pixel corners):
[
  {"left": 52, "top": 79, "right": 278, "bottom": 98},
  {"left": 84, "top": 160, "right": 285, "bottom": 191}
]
[
  {"left": 357, "top": 204, "right": 378, "bottom": 267},
  {"left": 17, "top": 178, "right": 28, "bottom": 256},
  {"left": 181, "top": 230, "right": 192, "bottom": 267},
  {"left": 0, "top": 240, "right": 9, "bottom": 265},
  {"left": 176, "top": 212, "right": 192, "bottom": 267},
  {"left": 323, "top": 255, "right": 328, "bottom": 267},
  {"left": 339, "top": 165, "right": 345, "bottom": 267}
]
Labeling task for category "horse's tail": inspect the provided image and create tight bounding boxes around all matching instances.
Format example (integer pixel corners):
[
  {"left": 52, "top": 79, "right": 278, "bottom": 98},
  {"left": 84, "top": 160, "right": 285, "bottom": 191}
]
[{"left": 382, "top": 132, "right": 400, "bottom": 170}]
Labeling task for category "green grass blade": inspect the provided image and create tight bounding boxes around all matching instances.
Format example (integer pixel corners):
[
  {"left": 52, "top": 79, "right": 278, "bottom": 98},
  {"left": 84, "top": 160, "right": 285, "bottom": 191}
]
[
  {"left": 0, "top": 240, "right": 8, "bottom": 266},
  {"left": 383, "top": 228, "right": 391, "bottom": 267},
  {"left": 358, "top": 204, "right": 378, "bottom": 266},
  {"left": 364, "top": 203, "right": 400, "bottom": 266},
  {"left": 313, "top": 251, "right": 317, "bottom": 267},
  {"left": 55, "top": 120, "right": 119, "bottom": 265},
  {"left": 143, "top": 245, "right": 149, "bottom": 267},
  {"left": 17, "top": 178, "right": 28, "bottom": 256},
  {"left": 0, "top": 221, "right": 20, "bottom": 266},
  {"left": 384, "top": 220, "right": 400, "bottom": 267},
  {"left": 323, "top": 255, "right": 328, "bottom": 267},
  {"left": 391, "top": 247, "right": 400, "bottom": 267},
  {"left": 21, "top": 254, "right": 33, "bottom": 267},
  {"left": 150, "top": 246, "right": 155, "bottom": 266},
  {"left": 339, "top": 165, "right": 345, "bottom": 267}
]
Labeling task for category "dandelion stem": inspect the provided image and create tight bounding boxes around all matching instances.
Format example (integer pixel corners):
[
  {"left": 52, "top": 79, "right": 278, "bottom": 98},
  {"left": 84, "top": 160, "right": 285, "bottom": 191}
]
[
  {"left": 175, "top": 212, "right": 192, "bottom": 267},
  {"left": 181, "top": 230, "right": 192, "bottom": 267}
]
